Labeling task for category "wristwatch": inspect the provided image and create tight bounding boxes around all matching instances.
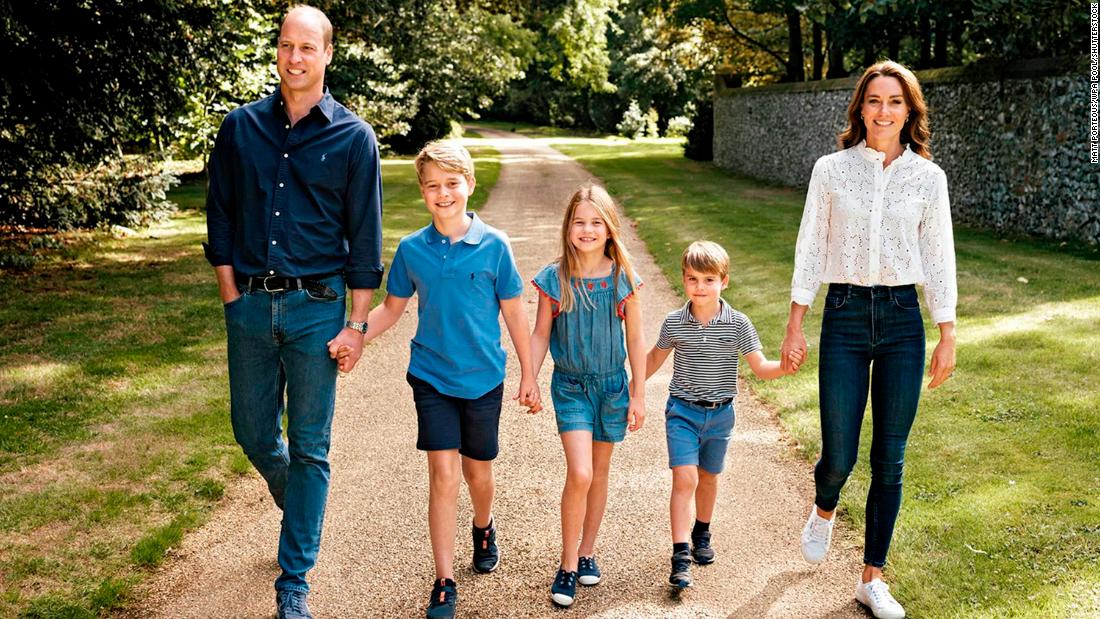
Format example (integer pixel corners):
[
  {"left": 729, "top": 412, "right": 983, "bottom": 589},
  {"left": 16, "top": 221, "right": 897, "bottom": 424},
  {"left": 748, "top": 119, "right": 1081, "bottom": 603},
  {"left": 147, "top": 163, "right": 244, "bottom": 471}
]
[{"left": 345, "top": 320, "right": 368, "bottom": 334}]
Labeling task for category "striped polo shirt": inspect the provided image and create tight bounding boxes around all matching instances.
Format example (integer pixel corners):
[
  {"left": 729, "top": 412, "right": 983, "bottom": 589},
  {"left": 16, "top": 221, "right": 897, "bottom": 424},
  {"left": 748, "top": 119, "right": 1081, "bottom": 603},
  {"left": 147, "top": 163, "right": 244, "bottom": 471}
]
[{"left": 656, "top": 299, "right": 763, "bottom": 402}]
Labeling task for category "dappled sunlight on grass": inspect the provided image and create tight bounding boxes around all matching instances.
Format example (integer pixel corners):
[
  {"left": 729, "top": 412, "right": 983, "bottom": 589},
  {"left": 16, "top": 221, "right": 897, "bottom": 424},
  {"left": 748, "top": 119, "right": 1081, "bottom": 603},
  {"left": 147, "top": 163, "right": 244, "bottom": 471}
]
[{"left": 962, "top": 296, "right": 1100, "bottom": 343}]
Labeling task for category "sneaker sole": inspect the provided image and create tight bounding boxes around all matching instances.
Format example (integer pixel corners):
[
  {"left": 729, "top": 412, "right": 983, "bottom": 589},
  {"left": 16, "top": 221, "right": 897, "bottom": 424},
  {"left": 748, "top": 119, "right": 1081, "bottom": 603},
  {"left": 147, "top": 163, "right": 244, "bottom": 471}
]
[
  {"left": 800, "top": 546, "right": 827, "bottom": 565},
  {"left": 667, "top": 580, "right": 693, "bottom": 591},
  {"left": 692, "top": 555, "right": 714, "bottom": 565},
  {"left": 578, "top": 574, "right": 601, "bottom": 586},
  {"left": 550, "top": 592, "right": 575, "bottom": 607}
]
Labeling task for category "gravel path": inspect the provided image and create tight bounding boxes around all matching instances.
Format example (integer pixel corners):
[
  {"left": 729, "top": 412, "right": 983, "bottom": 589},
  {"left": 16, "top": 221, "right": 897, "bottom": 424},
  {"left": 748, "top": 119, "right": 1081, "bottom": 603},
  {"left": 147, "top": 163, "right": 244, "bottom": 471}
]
[{"left": 122, "top": 128, "right": 868, "bottom": 618}]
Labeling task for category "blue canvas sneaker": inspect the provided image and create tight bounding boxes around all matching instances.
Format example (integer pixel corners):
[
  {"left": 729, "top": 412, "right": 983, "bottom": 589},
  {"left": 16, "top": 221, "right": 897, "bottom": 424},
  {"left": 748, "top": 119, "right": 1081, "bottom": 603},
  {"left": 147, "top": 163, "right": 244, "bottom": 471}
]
[
  {"left": 550, "top": 567, "right": 578, "bottom": 607},
  {"left": 577, "top": 555, "right": 602, "bottom": 586}
]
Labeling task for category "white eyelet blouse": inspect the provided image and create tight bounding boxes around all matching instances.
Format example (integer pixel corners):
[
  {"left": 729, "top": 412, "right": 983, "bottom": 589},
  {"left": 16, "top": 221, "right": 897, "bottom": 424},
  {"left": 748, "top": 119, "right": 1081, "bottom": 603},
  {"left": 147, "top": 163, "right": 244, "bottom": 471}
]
[{"left": 791, "top": 141, "right": 957, "bottom": 324}]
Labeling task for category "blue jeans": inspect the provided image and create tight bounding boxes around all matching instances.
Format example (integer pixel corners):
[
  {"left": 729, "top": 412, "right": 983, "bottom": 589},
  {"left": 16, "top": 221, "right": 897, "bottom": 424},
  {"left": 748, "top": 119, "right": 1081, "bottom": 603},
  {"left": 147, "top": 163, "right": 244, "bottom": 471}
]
[
  {"left": 224, "top": 274, "right": 346, "bottom": 592},
  {"left": 665, "top": 396, "right": 736, "bottom": 474},
  {"left": 815, "top": 283, "right": 925, "bottom": 568}
]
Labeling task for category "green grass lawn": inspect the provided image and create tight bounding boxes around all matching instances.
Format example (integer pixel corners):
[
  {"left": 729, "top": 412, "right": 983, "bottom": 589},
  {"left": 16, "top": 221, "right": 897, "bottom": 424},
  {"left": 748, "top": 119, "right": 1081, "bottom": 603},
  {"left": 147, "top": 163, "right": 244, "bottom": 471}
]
[
  {"left": 538, "top": 135, "right": 1100, "bottom": 618},
  {"left": 0, "top": 141, "right": 500, "bottom": 618}
]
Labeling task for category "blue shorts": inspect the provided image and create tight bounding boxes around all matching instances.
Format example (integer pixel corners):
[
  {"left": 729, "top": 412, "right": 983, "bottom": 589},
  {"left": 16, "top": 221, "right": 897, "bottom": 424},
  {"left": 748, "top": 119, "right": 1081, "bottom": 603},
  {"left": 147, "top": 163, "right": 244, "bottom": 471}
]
[
  {"left": 407, "top": 372, "right": 503, "bottom": 461},
  {"left": 550, "top": 368, "right": 630, "bottom": 443},
  {"left": 665, "top": 396, "right": 736, "bottom": 474}
]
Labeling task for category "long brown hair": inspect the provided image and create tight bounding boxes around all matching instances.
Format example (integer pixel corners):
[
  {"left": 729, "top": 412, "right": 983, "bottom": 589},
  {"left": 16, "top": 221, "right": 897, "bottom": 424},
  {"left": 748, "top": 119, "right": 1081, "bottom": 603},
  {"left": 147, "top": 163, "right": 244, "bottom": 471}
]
[
  {"left": 839, "top": 60, "right": 932, "bottom": 160},
  {"left": 556, "top": 184, "right": 638, "bottom": 313}
]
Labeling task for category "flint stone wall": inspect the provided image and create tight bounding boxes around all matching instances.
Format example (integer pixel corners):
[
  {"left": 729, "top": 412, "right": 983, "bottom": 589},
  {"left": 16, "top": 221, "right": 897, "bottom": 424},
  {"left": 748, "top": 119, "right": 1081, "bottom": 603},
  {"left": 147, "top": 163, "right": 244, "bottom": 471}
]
[{"left": 713, "top": 58, "right": 1099, "bottom": 246}]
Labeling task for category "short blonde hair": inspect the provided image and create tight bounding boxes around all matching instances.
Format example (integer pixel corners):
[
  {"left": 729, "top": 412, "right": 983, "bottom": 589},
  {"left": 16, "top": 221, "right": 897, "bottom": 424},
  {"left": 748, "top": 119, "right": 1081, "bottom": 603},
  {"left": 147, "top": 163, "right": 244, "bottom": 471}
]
[
  {"left": 414, "top": 140, "right": 475, "bottom": 184},
  {"left": 681, "top": 241, "right": 729, "bottom": 278}
]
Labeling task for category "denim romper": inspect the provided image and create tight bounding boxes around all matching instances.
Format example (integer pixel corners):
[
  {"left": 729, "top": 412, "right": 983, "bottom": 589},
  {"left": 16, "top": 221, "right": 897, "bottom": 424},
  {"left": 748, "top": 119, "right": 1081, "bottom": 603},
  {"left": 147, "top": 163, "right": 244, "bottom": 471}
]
[{"left": 532, "top": 263, "right": 641, "bottom": 443}]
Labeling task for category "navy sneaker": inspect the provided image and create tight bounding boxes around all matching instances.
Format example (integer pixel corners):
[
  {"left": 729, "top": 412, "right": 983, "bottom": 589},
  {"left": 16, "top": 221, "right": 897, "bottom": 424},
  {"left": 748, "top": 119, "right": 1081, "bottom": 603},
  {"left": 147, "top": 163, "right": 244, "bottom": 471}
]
[
  {"left": 550, "top": 567, "right": 578, "bottom": 607},
  {"left": 276, "top": 590, "right": 313, "bottom": 619},
  {"left": 691, "top": 530, "right": 715, "bottom": 565},
  {"left": 577, "top": 555, "right": 602, "bottom": 586},
  {"left": 426, "top": 578, "right": 458, "bottom": 619},
  {"left": 471, "top": 518, "right": 499, "bottom": 573},
  {"left": 669, "top": 550, "right": 693, "bottom": 589}
]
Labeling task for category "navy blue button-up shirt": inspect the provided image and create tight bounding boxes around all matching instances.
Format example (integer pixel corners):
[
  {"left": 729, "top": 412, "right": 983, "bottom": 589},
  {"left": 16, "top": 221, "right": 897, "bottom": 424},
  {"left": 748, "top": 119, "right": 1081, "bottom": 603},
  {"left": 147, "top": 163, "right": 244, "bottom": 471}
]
[{"left": 203, "top": 90, "right": 383, "bottom": 289}]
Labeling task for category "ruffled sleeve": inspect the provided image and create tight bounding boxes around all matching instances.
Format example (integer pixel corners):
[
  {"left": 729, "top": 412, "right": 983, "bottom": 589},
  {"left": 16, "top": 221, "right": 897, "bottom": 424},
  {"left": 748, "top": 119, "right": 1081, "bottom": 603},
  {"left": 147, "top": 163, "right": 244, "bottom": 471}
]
[
  {"left": 614, "top": 269, "right": 643, "bottom": 319},
  {"left": 531, "top": 263, "right": 563, "bottom": 316}
]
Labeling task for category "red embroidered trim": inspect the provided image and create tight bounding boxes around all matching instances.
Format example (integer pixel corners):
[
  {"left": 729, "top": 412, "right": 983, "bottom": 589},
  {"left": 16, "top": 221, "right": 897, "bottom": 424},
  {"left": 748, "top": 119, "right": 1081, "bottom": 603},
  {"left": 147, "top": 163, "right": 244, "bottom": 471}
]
[
  {"left": 616, "top": 281, "right": 645, "bottom": 319},
  {"left": 530, "top": 280, "right": 561, "bottom": 317}
]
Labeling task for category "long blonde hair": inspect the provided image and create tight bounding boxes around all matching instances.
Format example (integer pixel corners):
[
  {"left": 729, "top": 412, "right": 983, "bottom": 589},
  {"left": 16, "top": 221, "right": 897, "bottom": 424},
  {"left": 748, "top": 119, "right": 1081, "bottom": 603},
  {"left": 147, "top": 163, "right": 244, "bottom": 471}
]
[
  {"left": 556, "top": 184, "right": 638, "bottom": 313},
  {"left": 838, "top": 60, "right": 932, "bottom": 160}
]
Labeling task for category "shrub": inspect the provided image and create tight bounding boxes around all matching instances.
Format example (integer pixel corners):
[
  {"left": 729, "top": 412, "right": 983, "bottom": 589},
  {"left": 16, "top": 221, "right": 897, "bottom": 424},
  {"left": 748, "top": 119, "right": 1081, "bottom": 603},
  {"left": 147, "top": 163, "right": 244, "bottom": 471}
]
[
  {"left": 666, "top": 115, "right": 693, "bottom": 138},
  {"left": 617, "top": 100, "right": 647, "bottom": 139},
  {"left": 2, "top": 155, "right": 177, "bottom": 230}
]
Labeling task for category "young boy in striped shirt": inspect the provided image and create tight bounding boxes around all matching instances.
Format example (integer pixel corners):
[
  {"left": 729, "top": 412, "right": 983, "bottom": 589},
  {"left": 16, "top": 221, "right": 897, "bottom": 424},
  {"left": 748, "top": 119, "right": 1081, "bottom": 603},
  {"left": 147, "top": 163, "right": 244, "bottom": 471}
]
[{"left": 645, "top": 241, "right": 802, "bottom": 590}]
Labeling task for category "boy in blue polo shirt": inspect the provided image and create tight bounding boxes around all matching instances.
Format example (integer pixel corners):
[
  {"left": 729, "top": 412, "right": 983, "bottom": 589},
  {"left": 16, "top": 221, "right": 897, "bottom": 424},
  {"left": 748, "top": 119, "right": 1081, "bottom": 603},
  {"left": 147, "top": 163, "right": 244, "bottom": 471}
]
[{"left": 358, "top": 140, "right": 540, "bottom": 619}]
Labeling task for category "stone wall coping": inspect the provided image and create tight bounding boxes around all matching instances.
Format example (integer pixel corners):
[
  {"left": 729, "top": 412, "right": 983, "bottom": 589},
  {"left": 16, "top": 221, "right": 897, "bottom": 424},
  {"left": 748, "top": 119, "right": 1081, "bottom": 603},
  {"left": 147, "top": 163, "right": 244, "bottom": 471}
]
[{"left": 716, "top": 56, "right": 1089, "bottom": 98}]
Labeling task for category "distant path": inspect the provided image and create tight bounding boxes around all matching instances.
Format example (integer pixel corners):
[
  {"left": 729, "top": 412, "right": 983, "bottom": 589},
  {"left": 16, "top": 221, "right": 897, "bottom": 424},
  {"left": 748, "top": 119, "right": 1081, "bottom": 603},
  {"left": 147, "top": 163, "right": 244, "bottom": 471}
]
[{"left": 121, "top": 127, "right": 867, "bottom": 618}]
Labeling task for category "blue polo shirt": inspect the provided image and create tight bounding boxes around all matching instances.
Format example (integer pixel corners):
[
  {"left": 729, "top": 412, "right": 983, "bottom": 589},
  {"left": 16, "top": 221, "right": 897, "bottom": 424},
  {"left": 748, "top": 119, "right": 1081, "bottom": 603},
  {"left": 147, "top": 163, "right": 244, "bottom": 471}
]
[{"left": 387, "top": 213, "right": 524, "bottom": 399}]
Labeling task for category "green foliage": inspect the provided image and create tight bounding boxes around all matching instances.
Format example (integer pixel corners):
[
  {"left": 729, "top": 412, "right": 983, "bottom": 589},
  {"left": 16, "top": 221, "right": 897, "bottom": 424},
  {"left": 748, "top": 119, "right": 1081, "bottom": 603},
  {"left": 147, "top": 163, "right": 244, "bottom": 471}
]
[{"left": 329, "top": 0, "right": 536, "bottom": 152}]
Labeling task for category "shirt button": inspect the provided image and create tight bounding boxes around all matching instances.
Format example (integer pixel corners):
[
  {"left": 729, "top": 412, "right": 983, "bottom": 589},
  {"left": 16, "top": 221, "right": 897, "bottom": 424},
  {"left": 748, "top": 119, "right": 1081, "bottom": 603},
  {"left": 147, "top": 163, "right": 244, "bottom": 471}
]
[
  {"left": 269, "top": 270, "right": 275, "bottom": 275},
  {"left": 275, "top": 211, "right": 280, "bottom": 216},
  {"left": 284, "top": 124, "right": 290, "bottom": 129},
  {"left": 278, "top": 182, "right": 284, "bottom": 188},
  {"left": 283, "top": 153, "right": 288, "bottom": 158},
  {"left": 272, "top": 240, "right": 277, "bottom": 245}
]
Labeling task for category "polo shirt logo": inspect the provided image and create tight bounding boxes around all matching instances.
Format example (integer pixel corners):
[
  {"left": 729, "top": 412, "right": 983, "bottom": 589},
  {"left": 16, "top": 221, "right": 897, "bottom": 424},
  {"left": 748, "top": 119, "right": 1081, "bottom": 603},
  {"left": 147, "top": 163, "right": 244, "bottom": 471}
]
[{"left": 321, "top": 153, "right": 327, "bottom": 162}]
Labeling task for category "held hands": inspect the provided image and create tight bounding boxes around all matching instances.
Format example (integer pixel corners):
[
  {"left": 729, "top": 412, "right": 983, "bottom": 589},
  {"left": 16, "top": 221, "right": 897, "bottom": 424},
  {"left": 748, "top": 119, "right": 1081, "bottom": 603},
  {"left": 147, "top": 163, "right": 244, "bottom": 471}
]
[
  {"left": 780, "top": 327, "right": 808, "bottom": 374},
  {"left": 514, "top": 375, "right": 542, "bottom": 414},
  {"left": 328, "top": 328, "right": 364, "bottom": 374}
]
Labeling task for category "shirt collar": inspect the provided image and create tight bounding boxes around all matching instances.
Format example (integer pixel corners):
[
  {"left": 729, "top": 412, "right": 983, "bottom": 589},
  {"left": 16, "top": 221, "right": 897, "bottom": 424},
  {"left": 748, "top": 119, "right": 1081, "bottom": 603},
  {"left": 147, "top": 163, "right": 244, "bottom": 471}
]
[
  {"left": 678, "top": 298, "right": 734, "bottom": 325},
  {"left": 856, "top": 140, "right": 913, "bottom": 165},
  {"left": 272, "top": 87, "right": 335, "bottom": 123},
  {"left": 425, "top": 212, "right": 486, "bottom": 246}
]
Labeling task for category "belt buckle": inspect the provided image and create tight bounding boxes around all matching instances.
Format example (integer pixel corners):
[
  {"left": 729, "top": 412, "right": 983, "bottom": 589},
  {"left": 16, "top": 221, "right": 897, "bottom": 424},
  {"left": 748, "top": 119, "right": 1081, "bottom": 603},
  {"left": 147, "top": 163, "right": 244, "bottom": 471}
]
[{"left": 261, "top": 276, "right": 285, "bottom": 292}]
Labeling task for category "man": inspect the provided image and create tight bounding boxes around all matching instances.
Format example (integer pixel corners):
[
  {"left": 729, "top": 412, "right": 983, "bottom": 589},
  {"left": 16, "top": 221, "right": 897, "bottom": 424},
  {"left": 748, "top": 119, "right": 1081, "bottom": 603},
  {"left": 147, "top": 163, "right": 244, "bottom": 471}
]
[{"left": 203, "top": 6, "right": 382, "bottom": 618}]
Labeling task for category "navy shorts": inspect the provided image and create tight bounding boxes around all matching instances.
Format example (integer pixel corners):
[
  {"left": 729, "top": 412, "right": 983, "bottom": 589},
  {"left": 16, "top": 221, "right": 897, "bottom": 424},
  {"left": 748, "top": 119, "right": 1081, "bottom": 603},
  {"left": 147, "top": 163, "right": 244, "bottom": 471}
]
[{"left": 407, "top": 372, "right": 504, "bottom": 461}]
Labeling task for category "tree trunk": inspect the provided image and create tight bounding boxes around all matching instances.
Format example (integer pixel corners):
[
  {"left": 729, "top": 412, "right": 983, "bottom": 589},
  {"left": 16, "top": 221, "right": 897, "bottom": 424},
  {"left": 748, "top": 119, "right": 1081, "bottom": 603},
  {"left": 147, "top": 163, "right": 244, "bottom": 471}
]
[
  {"left": 918, "top": 8, "right": 932, "bottom": 69},
  {"left": 812, "top": 21, "right": 824, "bottom": 80},
  {"left": 934, "top": 13, "right": 948, "bottom": 67},
  {"left": 825, "top": 8, "right": 848, "bottom": 79},
  {"left": 887, "top": 6, "right": 900, "bottom": 60},
  {"left": 785, "top": 7, "right": 805, "bottom": 82},
  {"left": 787, "top": 7, "right": 805, "bottom": 81}
]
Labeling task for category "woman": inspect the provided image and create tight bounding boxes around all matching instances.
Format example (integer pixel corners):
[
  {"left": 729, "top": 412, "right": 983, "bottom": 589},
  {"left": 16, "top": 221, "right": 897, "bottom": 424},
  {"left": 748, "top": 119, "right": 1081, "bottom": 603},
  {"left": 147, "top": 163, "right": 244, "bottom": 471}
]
[{"left": 780, "top": 60, "right": 957, "bottom": 619}]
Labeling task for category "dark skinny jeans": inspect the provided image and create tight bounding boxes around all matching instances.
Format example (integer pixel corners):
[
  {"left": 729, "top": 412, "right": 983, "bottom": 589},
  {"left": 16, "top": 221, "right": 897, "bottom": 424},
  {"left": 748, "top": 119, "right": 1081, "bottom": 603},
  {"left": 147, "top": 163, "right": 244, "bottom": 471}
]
[{"left": 814, "top": 283, "right": 926, "bottom": 568}]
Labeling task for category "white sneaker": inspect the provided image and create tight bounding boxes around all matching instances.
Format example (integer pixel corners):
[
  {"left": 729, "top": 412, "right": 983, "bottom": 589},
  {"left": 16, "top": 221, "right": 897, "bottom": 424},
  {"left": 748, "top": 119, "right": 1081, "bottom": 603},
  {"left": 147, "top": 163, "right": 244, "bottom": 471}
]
[
  {"left": 800, "top": 506, "right": 834, "bottom": 564},
  {"left": 855, "top": 578, "right": 906, "bottom": 619}
]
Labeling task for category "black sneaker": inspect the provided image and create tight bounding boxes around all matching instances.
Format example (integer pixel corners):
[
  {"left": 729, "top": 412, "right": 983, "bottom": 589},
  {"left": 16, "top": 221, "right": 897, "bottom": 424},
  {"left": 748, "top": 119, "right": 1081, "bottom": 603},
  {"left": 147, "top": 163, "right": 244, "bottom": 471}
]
[
  {"left": 550, "top": 567, "right": 578, "bottom": 607},
  {"left": 691, "top": 530, "right": 715, "bottom": 565},
  {"left": 471, "top": 518, "right": 499, "bottom": 573},
  {"left": 669, "top": 550, "right": 693, "bottom": 589},
  {"left": 426, "top": 578, "right": 457, "bottom": 619},
  {"left": 276, "top": 590, "right": 313, "bottom": 619}
]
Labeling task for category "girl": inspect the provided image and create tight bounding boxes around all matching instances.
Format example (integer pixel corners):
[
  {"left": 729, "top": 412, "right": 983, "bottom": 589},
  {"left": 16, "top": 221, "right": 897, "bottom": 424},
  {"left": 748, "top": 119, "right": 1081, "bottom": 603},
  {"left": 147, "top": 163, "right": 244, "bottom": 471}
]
[{"left": 530, "top": 184, "right": 646, "bottom": 608}]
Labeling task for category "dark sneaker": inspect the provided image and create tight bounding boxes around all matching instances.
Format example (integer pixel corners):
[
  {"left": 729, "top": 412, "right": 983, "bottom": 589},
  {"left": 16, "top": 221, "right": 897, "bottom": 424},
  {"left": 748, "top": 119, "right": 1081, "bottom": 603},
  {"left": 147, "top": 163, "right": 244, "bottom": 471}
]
[
  {"left": 577, "top": 555, "right": 602, "bottom": 586},
  {"left": 426, "top": 578, "right": 458, "bottom": 619},
  {"left": 669, "top": 550, "right": 693, "bottom": 589},
  {"left": 691, "top": 530, "right": 715, "bottom": 565},
  {"left": 276, "top": 590, "right": 313, "bottom": 619},
  {"left": 471, "top": 519, "right": 499, "bottom": 573},
  {"left": 550, "top": 567, "right": 578, "bottom": 607}
]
